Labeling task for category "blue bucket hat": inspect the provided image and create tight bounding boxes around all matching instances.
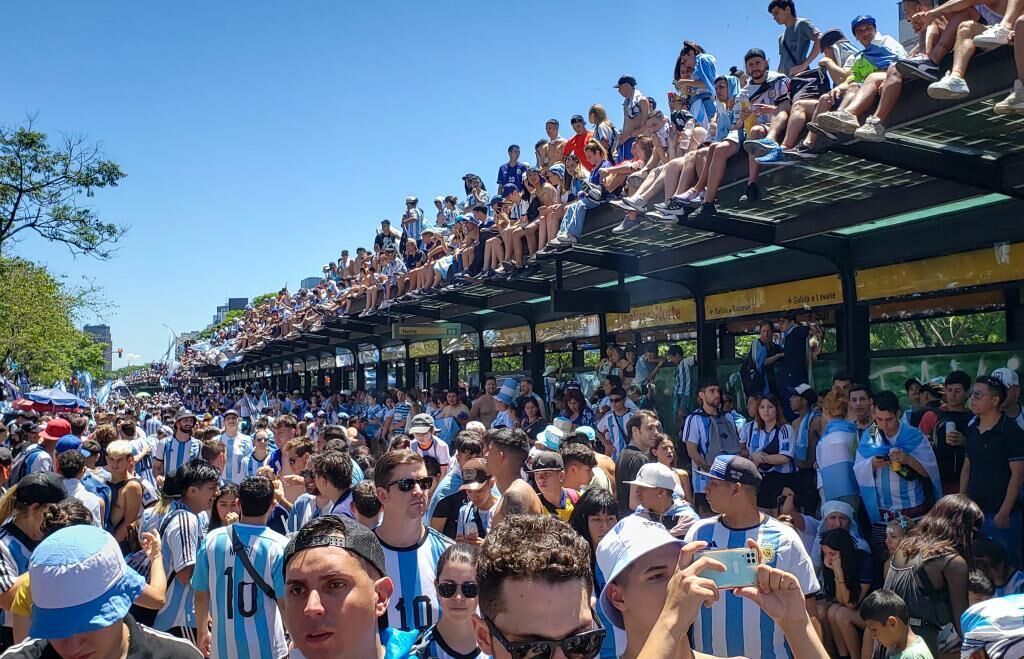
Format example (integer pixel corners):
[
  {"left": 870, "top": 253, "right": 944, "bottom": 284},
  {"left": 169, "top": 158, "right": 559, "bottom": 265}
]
[
  {"left": 495, "top": 378, "right": 518, "bottom": 406},
  {"left": 29, "top": 525, "right": 146, "bottom": 640}
]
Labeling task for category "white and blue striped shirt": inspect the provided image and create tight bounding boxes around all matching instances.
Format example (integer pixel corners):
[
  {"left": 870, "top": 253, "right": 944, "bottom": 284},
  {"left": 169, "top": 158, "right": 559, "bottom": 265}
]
[
  {"left": 685, "top": 515, "right": 819, "bottom": 659},
  {"left": 376, "top": 527, "right": 454, "bottom": 632},
  {"left": 747, "top": 424, "right": 796, "bottom": 474},
  {"left": 995, "top": 569, "right": 1024, "bottom": 597},
  {"left": 597, "top": 411, "right": 634, "bottom": 459},
  {"left": 190, "top": 522, "right": 289, "bottom": 659},
  {"left": 389, "top": 403, "right": 413, "bottom": 435},
  {"left": 144, "top": 416, "right": 162, "bottom": 437},
  {"left": 154, "top": 502, "right": 203, "bottom": 631},
  {"left": 156, "top": 436, "right": 202, "bottom": 475},
  {"left": 0, "top": 524, "right": 33, "bottom": 628},
  {"left": 130, "top": 435, "right": 160, "bottom": 490},
  {"left": 287, "top": 493, "right": 318, "bottom": 534},
  {"left": 219, "top": 432, "right": 254, "bottom": 484},
  {"left": 240, "top": 452, "right": 273, "bottom": 479}
]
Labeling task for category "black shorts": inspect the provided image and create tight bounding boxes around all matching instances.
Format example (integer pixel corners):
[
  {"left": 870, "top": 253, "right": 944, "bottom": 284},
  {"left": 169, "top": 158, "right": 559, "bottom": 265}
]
[{"left": 787, "top": 70, "right": 832, "bottom": 105}]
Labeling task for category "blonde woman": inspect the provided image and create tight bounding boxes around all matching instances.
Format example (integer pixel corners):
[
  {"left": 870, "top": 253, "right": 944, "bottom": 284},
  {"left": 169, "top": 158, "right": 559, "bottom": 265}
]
[{"left": 589, "top": 103, "right": 619, "bottom": 156}]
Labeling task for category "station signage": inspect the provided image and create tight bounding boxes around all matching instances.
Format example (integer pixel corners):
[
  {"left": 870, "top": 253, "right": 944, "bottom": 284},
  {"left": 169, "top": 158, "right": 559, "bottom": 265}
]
[{"left": 392, "top": 323, "right": 462, "bottom": 340}]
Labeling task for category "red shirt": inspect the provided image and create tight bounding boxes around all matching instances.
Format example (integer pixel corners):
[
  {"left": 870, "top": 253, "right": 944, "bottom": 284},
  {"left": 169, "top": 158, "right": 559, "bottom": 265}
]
[{"left": 563, "top": 131, "right": 593, "bottom": 164}]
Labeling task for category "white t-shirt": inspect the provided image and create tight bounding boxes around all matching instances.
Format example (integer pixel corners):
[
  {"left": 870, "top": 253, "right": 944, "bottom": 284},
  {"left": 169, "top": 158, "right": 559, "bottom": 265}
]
[
  {"left": 64, "top": 478, "right": 103, "bottom": 526},
  {"left": 412, "top": 436, "right": 451, "bottom": 467}
]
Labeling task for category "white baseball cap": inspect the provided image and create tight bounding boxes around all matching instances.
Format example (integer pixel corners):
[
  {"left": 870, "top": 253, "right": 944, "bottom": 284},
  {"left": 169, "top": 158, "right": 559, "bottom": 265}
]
[
  {"left": 624, "top": 462, "right": 684, "bottom": 497},
  {"left": 992, "top": 367, "right": 1020, "bottom": 388},
  {"left": 596, "top": 515, "right": 683, "bottom": 629}
]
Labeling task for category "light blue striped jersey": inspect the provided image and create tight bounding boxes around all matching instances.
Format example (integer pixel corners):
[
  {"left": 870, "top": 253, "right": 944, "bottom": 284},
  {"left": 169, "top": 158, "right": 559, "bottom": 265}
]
[
  {"left": 190, "top": 523, "right": 289, "bottom": 659},
  {"left": 389, "top": 403, "right": 413, "bottom": 434},
  {"left": 682, "top": 411, "right": 713, "bottom": 495},
  {"left": 241, "top": 451, "right": 273, "bottom": 479},
  {"left": 219, "top": 432, "right": 254, "bottom": 484},
  {"left": 154, "top": 502, "right": 203, "bottom": 631},
  {"left": 156, "top": 436, "right": 202, "bottom": 475},
  {"left": 145, "top": 416, "right": 162, "bottom": 436},
  {"left": 0, "top": 523, "right": 34, "bottom": 627},
  {"left": 130, "top": 436, "right": 159, "bottom": 490},
  {"left": 747, "top": 425, "right": 796, "bottom": 474},
  {"left": 413, "top": 625, "right": 485, "bottom": 659},
  {"left": 376, "top": 527, "right": 454, "bottom": 631},
  {"left": 995, "top": 569, "right": 1024, "bottom": 597},
  {"left": 684, "top": 515, "right": 819, "bottom": 659},
  {"left": 287, "top": 493, "right": 318, "bottom": 534},
  {"left": 597, "top": 410, "right": 633, "bottom": 459}
]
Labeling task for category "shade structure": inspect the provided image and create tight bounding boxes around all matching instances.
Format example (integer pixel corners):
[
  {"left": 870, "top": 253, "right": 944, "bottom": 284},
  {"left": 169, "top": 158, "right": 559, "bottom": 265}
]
[{"left": 18, "top": 388, "right": 90, "bottom": 412}]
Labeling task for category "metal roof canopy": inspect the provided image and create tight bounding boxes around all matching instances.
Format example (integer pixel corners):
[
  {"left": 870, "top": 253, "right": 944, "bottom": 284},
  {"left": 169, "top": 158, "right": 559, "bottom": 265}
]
[{"left": 212, "top": 48, "right": 1024, "bottom": 376}]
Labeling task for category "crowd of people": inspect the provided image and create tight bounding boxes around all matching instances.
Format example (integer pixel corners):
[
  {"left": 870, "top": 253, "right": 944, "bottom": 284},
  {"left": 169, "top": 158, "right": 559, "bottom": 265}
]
[{"left": 184, "top": 0, "right": 1022, "bottom": 373}]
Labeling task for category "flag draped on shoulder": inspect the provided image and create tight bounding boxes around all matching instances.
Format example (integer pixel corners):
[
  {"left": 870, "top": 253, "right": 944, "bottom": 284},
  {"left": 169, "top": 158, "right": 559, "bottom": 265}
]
[{"left": 853, "top": 422, "right": 942, "bottom": 524}]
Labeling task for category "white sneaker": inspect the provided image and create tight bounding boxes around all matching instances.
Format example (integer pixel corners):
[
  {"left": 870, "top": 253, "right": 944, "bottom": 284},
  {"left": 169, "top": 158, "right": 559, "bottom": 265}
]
[
  {"left": 995, "top": 80, "right": 1024, "bottom": 114},
  {"left": 854, "top": 116, "right": 887, "bottom": 143},
  {"left": 974, "top": 23, "right": 1011, "bottom": 49},
  {"left": 622, "top": 196, "right": 646, "bottom": 212},
  {"left": 815, "top": 110, "right": 861, "bottom": 135},
  {"left": 677, "top": 188, "right": 701, "bottom": 203},
  {"left": 928, "top": 73, "right": 970, "bottom": 100}
]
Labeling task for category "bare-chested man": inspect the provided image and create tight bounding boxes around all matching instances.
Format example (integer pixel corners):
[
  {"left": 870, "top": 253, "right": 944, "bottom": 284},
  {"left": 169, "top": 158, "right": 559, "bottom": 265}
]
[
  {"left": 105, "top": 439, "right": 145, "bottom": 547},
  {"left": 440, "top": 390, "right": 471, "bottom": 429},
  {"left": 469, "top": 376, "right": 499, "bottom": 428},
  {"left": 539, "top": 119, "right": 566, "bottom": 170},
  {"left": 485, "top": 428, "right": 544, "bottom": 526}
]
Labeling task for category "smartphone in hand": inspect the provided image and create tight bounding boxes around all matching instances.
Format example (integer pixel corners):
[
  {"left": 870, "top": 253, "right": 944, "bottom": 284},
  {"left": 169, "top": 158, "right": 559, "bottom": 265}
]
[{"left": 695, "top": 547, "right": 760, "bottom": 589}]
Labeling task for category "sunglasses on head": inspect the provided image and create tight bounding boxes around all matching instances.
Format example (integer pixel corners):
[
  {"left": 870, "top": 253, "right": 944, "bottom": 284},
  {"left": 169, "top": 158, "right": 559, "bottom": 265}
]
[
  {"left": 483, "top": 614, "right": 605, "bottom": 659},
  {"left": 437, "top": 580, "right": 479, "bottom": 599},
  {"left": 462, "top": 468, "right": 491, "bottom": 483},
  {"left": 385, "top": 477, "right": 434, "bottom": 492}
]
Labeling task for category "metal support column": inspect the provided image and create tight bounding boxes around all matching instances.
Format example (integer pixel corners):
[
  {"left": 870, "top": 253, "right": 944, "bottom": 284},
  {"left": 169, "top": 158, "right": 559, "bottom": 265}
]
[
  {"left": 839, "top": 264, "right": 870, "bottom": 386},
  {"left": 438, "top": 354, "right": 453, "bottom": 390},
  {"left": 598, "top": 314, "right": 609, "bottom": 355},
  {"left": 478, "top": 332, "right": 492, "bottom": 380},
  {"left": 695, "top": 294, "right": 716, "bottom": 381},
  {"left": 528, "top": 323, "right": 545, "bottom": 387}
]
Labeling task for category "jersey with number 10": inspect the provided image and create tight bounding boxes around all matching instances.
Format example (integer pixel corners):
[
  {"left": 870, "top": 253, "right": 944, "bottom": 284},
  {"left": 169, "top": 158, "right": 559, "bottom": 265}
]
[
  {"left": 190, "top": 522, "right": 289, "bottom": 659},
  {"left": 376, "top": 527, "right": 453, "bottom": 632}
]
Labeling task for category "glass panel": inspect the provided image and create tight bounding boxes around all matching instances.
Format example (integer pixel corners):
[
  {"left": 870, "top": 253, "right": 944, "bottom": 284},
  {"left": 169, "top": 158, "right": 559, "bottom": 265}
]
[
  {"left": 536, "top": 316, "right": 600, "bottom": 343},
  {"left": 443, "top": 333, "right": 479, "bottom": 354},
  {"left": 409, "top": 341, "right": 439, "bottom": 358},
  {"left": 870, "top": 311, "right": 1006, "bottom": 350},
  {"left": 483, "top": 326, "right": 531, "bottom": 348},
  {"left": 381, "top": 345, "right": 406, "bottom": 361}
]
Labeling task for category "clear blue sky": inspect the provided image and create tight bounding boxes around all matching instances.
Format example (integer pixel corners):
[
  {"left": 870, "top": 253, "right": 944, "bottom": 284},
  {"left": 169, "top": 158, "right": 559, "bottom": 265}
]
[{"left": 4, "top": 0, "right": 903, "bottom": 367}]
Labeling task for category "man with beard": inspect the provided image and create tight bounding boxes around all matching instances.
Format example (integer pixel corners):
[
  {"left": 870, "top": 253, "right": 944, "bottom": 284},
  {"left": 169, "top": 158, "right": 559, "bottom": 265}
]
[
  {"left": 153, "top": 410, "right": 201, "bottom": 480},
  {"left": 469, "top": 376, "right": 499, "bottom": 428}
]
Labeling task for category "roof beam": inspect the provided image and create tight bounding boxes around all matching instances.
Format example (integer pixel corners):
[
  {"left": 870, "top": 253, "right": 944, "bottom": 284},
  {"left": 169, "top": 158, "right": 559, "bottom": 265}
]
[
  {"left": 542, "top": 246, "right": 639, "bottom": 273},
  {"left": 678, "top": 210, "right": 776, "bottom": 244},
  {"left": 485, "top": 278, "right": 552, "bottom": 296}
]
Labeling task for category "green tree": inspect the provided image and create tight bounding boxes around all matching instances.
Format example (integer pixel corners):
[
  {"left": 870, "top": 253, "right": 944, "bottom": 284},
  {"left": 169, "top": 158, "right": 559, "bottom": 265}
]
[
  {"left": 869, "top": 312, "right": 1005, "bottom": 350},
  {"left": 0, "top": 120, "right": 127, "bottom": 259},
  {"left": 0, "top": 257, "right": 106, "bottom": 384},
  {"left": 251, "top": 292, "right": 276, "bottom": 308}
]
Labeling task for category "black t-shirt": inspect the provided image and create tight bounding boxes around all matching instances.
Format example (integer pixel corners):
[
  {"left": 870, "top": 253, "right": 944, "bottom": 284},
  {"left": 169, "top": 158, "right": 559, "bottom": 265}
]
[
  {"left": 933, "top": 408, "right": 973, "bottom": 482},
  {"left": 6, "top": 615, "right": 202, "bottom": 658},
  {"left": 431, "top": 490, "right": 467, "bottom": 539},
  {"left": 966, "top": 414, "right": 1024, "bottom": 513},
  {"left": 404, "top": 250, "right": 426, "bottom": 269},
  {"left": 615, "top": 444, "right": 650, "bottom": 516}
]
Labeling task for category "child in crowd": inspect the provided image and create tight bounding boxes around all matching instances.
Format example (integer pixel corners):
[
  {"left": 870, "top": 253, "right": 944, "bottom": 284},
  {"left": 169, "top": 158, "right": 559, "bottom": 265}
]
[{"left": 860, "top": 589, "right": 934, "bottom": 659}]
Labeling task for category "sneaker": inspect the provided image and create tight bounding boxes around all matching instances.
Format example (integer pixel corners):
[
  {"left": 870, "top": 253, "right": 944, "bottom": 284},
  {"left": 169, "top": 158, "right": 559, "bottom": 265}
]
[
  {"left": 645, "top": 209, "right": 682, "bottom": 224},
  {"left": 928, "top": 73, "right": 970, "bottom": 100},
  {"left": 974, "top": 23, "right": 1011, "bottom": 49},
  {"left": 815, "top": 110, "right": 861, "bottom": 135},
  {"left": 621, "top": 196, "right": 646, "bottom": 212},
  {"left": 805, "top": 122, "right": 838, "bottom": 143},
  {"left": 688, "top": 202, "right": 717, "bottom": 219},
  {"left": 656, "top": 197, "right": 692, "bottom": 216},
  {"left": 854, "top": 116, "right": 887, "bottom": 143},
  {"left": 994, "top": 80, "right": 1024, "bottom": 114},
  {"left": 612, "top": 215, "right": 643, "bottom": 233},
  {"left": 743, "top": 137, "right": 780, "bottom": 158},
  {"left": 895, "top": 56, "right": 941, "bottom": 82},
  {"left": 755, "top": 147, "right": 795, "bottom": 166},
  {"left": 739, "top": 183, "right": 760, "bottom": 204},
  {"left": 785, "top": 145, "right": 819, "bottom": 161},
  {"left": 677, "top": 188, "right": 704, "bottom": 206}
]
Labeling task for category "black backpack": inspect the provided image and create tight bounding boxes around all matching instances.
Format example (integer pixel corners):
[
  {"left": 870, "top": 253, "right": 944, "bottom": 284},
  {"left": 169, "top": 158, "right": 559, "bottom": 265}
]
[{"left": 739, "top": 353, "right": 763, "bottom": 400}]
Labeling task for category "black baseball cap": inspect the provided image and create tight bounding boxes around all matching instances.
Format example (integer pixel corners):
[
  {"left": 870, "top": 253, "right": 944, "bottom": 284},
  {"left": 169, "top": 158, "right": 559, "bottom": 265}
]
[
  {"left": 283, "top": 515, "right": 386, "bottom": 578},
  {"left": 528, "top": 451, "right": 564, "bottom": 473},
  {"left": 696, "top": 455, "right": 762, "bottom": 488},
  {"left": 16, "top": 472, "right": 67, "bottom": 505},
  {"left": 745, "top": 48, "right": 768, "bottom": 62}
]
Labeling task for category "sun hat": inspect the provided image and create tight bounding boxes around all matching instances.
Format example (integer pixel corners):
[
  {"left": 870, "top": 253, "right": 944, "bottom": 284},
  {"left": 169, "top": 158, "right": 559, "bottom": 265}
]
[
  {"left": 575, "top": 426, "right": 597, "bottom": 444},
  {"left": 29, "top": 525, "right": 146, "bottom": 640},
  {"left": 40, "top": 419, "right": 71, "bottom": 441},
  {"left": 409, "top": 413, "right": 439, "bottom": 434},
  {"left": 596, "top": 516, "right": 683, "bottom": 629},
  {"left": 552, "top": 416, "right": 573, "bottom": 434},
  {"left": 624, "top": 462, "right": 684, "bottom": 497}
]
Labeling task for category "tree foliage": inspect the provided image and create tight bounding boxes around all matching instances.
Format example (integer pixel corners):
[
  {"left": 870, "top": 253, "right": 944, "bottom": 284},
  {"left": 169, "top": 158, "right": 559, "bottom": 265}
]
[
  {"left": 196, "top": 308, "right": 245, "bottom": 340},
  {"left": 869, "top": 312, "right": 1005, "bottom": 350},
  {"left": 0, "top": 119, "right": 127, "bottom": 259},
  {"left": 250, "top": 292, "right": 276, "bottom": 308},
  {"left": 0, "top": 257, "right": 106, "bottom": 384}
]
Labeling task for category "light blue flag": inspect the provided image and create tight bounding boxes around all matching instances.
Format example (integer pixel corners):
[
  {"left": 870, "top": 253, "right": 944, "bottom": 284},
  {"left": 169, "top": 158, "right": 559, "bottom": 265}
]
[{"left": 81, "top": 370, "right": 94, "bottom": 399}]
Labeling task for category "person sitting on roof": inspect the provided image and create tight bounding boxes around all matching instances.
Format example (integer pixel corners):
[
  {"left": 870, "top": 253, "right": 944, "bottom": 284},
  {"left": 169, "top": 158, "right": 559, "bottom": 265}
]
[{"left": 927, "top": 0, "right": 1010, "bottom": 100}]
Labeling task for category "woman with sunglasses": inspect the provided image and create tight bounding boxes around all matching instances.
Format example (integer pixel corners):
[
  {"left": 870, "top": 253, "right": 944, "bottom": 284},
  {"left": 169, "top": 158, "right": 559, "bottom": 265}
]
[{"left": 409, "top": 544, "right": 483, "bottom": 658}]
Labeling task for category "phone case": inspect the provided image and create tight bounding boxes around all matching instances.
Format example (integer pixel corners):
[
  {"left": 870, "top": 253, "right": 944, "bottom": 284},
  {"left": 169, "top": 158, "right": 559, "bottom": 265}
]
[{"left": 695, "top": 548, "right": 760, "bottom": 589}]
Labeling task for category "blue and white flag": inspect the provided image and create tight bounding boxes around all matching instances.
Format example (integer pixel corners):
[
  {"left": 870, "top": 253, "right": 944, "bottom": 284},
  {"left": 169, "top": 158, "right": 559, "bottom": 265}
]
[
  {"left": 853, "top": 422, "right": 941, "bottom": 524},
  {"left": 816, "top": 419, "right": 859, "bottom": 502},
  {"left": 258, "top": 389, "right": 270, "bottom": 411},
  {"left": 97, "top": 381, "right": 113, "bottom": 405},
  {"left": 53, "top": 380, "right": 67, "bottom": 392},
  {"left": 80, "top": 371, "right": 94, "bottom": 399}
]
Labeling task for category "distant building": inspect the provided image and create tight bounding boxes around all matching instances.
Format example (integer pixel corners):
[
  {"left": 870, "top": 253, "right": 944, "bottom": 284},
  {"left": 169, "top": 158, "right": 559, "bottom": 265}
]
[
  {"left": 212, "top": 297, "right": 249, "bottom": 325},
  {"left": 84, "top": 324, "right": 112, "bottom": 371},
  {"left": 898, "top": 2, "right": 915, "bottom": 47},
  {"left": 300, "top": 276, "right": 322, "bottom": 290}
]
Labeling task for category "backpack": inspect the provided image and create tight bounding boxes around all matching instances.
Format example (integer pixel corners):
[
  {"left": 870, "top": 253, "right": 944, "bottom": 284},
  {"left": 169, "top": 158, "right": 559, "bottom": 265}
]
[
  {"left": 739, "top": 353, "right": 762, "bottom": 400},
  {"left": 7, "top": 445, "right": 45, "bottom": 487}
]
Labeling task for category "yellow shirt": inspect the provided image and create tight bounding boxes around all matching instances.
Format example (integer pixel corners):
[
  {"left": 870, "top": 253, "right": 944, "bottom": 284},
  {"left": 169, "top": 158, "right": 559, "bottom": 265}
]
[{"left": 11, "top": 573, "right": 31, "bottom": 618}]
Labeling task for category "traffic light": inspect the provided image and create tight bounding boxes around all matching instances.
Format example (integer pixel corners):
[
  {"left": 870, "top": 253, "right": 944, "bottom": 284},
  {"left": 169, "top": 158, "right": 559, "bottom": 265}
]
[{"left": 117, "top": 348, "right": 123, "bottom": 358}]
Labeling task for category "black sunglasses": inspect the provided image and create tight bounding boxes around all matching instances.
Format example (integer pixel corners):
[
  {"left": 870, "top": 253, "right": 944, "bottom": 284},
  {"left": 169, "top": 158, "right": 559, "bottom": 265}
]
[
  {"left": 437, "top": 580, "right": 479, "bottom": 599},
  {"left": 385, "top": 477, "right": 434, "bottom": 492},
  {"left": 483, "top": 613, "right": 605, "bottom": 659},
  {"left": 609, "top": 397, "right": 624, "bottom": 403}
]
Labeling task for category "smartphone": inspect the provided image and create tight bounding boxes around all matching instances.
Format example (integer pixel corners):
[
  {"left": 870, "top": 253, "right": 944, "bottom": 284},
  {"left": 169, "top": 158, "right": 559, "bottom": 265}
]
[{"left": 695, "top": 547, "right": 760, "bottom": 590}]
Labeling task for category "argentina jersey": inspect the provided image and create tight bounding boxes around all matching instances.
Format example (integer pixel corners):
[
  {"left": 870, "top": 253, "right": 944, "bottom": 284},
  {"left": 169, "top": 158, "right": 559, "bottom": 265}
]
[
  {"left": 748, "top": 426, "right": 796, "bottom": 474},
  {"left": 684, "top": 515, "right": 819, "bottom": 659},
  {"left": 0, "top": 525, "right": 34, "bottom": 628},
  {"left": 376, "top": 527, "right": 454, "bottom": 632},
  {"left": 287, "top": 493, "right": 317, "bottom": 534},
  {"left": 190, "top": 523, "right": 289, "bottom": 659},
  {"left": 130, "top": 436, "right": 159, "bottom": 490},
  {"left": 995, "top": 569, "right": 1024, "bottom": 597},
  {"left": 156, "top": 436, "right": 202, "bottom": 475},
  {"left": 597, "top": 411, "right": 633, "bottom": 458},
  {"left": 682, "top": 412, "right": 712, "bottom": 494},
  {"left": 241, "top": 452, "right": 273, "bottom": 479},
  {"left": 154, "top": 503, "right": 203, "bottom": 631},
  {"left": 219, "top": 432, "right": 254, "bottom": 484}
]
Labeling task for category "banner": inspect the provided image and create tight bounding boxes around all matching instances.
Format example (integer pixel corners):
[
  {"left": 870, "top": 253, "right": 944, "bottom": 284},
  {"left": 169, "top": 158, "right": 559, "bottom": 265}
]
[
  {"left": 705, "top": 276, "right": 842, "bottom": 320},
  {"left": 607, "top": 299, "right": 697, "bottom": 332}
]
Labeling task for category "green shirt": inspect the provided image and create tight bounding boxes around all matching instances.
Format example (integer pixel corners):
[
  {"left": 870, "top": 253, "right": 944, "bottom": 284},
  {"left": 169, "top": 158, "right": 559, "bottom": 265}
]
[{"left": 889, "top": 636, "right": 934, "bottom": 659}]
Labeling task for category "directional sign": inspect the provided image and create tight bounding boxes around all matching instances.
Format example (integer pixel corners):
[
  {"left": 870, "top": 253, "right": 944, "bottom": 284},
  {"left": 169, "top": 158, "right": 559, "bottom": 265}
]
[{"left": 392, "top": 323, "right": 462, "bottom": 340}]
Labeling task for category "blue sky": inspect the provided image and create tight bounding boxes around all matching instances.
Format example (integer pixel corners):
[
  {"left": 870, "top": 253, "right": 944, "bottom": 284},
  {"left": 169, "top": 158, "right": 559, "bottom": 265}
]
[{"left": 4, "top": 0, "right": 904, "bottom": 367}]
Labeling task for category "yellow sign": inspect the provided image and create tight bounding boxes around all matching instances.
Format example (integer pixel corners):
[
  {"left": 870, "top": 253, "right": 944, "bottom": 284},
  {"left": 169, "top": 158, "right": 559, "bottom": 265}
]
[
  {"left": 393, "top": 323, "right": 461, "bottom": 339},
  {"left": 857, "top": 243, "right": 1024, "bottom": 301},
  {"left": 607, "top": 299, "right": 697, "bottom": 332},
  {"left": 536, "top": 315, "right": 600, "bottom": 343},
  {"left": 705, "top": 275, "right": 842, "bottom": 320}
]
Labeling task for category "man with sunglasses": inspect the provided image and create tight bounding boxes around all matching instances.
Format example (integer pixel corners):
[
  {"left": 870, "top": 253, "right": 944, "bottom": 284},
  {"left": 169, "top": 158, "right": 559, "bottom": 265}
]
[
  {"left": 473, "top": 514, "right": 606, "bottom": 659},
  {"left": 597, "top": 387, "right": 634, "bottom": 459},
  {"left": 962, "top": 375, "right": 1024, "bottom": 565},
  {"left": 373, "top": 450, "right": 454, "bottom": 632},
  {"left": 455, "top": 457, "right": 498, "bottom": 544}
]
